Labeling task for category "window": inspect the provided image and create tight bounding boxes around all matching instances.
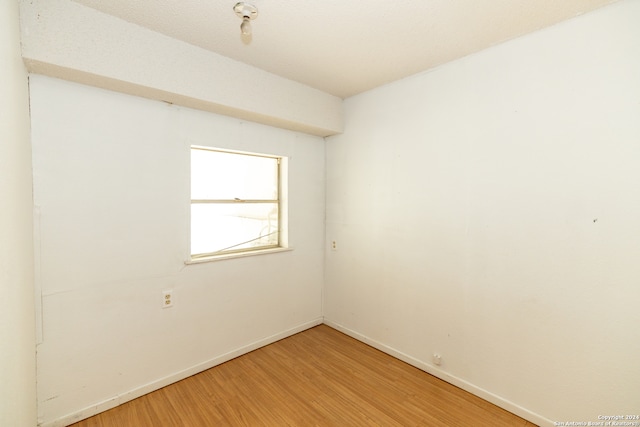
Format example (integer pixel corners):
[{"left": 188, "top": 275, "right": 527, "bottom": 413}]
[{"left": 190, "top": 146, "right": 284, "bottom": 259}]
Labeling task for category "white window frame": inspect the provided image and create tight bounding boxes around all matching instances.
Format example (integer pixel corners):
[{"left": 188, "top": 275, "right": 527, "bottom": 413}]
[{"left": 188, "top": 146, "right": 289, "bottom": 263}]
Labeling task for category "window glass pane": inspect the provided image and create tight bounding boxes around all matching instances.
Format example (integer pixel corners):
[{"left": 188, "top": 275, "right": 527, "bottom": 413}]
[
  {"left": 191, "top": 149, "right": 278, "bottom": 200},
  {"left": 191, "top": 203, "right": 279, "bottom": 255}
]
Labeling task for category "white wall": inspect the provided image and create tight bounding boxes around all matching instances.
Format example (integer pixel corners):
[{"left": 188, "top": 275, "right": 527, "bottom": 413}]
[
  {"left": 325, "top": 1, "right": 640, "bottom": 425},
  {"left": 30, "top": 75, "right": 325, "bottom": 426},
  {"left": 20, "top": 0, "right": 343, "bottom": 137},
  {"left": 0, "top": 0, "right": 37, "bottom": 426}
]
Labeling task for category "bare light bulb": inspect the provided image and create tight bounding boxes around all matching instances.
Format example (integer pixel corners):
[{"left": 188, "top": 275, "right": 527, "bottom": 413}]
[
  {"left": 240, "top": 16, "right": 252, "bottom": 35},
  {"left": 234, "top": 3, "right": 257, "bottom": 38}
]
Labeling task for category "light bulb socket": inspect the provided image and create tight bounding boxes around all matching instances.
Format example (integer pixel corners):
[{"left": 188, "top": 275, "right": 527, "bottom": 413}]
[{"left": 233, "top": 2, "right": 258, "bottom": 21}]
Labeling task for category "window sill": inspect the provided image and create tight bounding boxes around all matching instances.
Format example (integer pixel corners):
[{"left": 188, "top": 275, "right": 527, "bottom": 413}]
[{"left": 185, "top": 247, "right": 293, "bottom": 265}]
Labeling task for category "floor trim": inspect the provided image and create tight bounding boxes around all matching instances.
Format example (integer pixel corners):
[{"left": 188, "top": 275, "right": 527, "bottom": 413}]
[
  {"left": 42, "top": 318, "right": 323, "bottom": 427},
  {"left": 43, "top": 317, "right": 552, "bottom": 427},
  {"left": 323, "top": 319, "right": 552, "bottom": 427}
]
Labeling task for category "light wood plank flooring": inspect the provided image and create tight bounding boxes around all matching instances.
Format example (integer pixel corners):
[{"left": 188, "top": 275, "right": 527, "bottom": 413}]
[{"left": 71, "top": 325, "right": 537, "bottom": 426}]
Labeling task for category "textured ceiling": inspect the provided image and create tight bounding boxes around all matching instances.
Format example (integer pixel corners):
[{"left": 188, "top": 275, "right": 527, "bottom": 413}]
[{"left": 70, "top": 0, "right": 618, "bottom": 98}]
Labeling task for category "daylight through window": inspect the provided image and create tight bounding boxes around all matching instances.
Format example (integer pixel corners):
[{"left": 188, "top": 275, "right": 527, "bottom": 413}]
[{"left": 191, "top": 147, "right": 282, "bottom": 258}]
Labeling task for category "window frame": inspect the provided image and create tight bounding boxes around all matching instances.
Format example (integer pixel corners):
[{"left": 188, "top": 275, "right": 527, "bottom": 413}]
[{"left": 189, "top": 145, "right": 287, "bottom": 261}]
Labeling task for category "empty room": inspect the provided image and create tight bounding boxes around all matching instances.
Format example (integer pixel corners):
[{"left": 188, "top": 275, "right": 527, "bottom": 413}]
[{"left": 1, "top": 0, "right": 639, "bottom": 426}]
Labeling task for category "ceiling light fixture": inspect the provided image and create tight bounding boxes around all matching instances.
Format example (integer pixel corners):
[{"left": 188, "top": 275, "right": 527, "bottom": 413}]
[{"left": 233, "top": 2, "right": 258, "bottom": 36}]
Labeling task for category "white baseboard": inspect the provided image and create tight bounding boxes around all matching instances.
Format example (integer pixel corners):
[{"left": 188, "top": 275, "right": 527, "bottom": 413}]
[
  {"left": 42, "top": 317, "right": 552, "bottom": 427},
  {"left": 322, "top": 319, "right": 553, "bottom": 427},
  {"left": 42, "top": 317, "right": 323, "bottom": 427}
]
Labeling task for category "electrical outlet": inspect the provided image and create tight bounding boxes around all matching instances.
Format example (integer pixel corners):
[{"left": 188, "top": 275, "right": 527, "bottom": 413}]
[
  {"left": 162, "top": 290, "right": 173, "bottom": 308},
  {"left": 433, "top": 353, "right": 442, "bottom": 366},
  {"left": 331, "top": 240, "right": 337, "bottom": 251}
]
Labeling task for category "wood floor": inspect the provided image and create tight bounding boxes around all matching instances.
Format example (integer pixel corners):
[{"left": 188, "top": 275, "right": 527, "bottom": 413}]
[{"left": 70, "top": 325, "right": 536, "bottom": 426}]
